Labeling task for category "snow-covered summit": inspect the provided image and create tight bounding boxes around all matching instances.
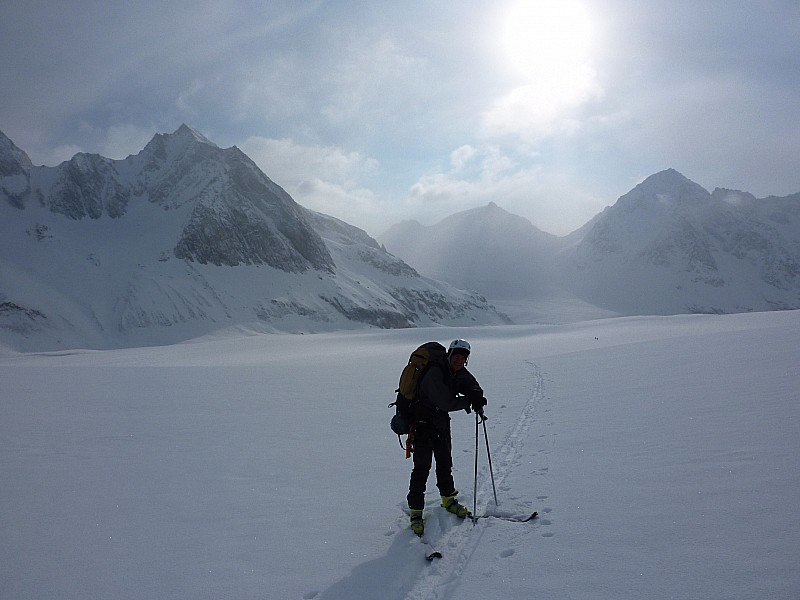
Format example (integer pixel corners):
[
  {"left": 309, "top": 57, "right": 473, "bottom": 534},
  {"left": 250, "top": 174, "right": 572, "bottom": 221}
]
[
  {"left": 380, "top": 202, "right": 560, "bottom": 301},
  {"left": 135, "top": 123, "right": 220, "bottom": 178},
  {"left": 559, "top": 169, "right": 800, "bottom": 314},
  {"left": 619, "top": 168, "right": 710, "bottom": 208},
  {"left": 173, "top": 123, "right": 217, "bottom": 146}
]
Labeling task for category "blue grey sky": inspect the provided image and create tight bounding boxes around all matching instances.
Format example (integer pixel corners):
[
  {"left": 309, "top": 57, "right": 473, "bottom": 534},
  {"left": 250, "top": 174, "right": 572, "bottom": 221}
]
[{"left": 2, "top": 0, "right": 799, "bottom": 236}]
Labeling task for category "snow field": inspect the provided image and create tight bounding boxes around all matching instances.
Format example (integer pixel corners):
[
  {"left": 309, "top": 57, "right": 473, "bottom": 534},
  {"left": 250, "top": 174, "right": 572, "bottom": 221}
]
[{"left": 1, "top": 310, "right": 799, "bottom": 599}]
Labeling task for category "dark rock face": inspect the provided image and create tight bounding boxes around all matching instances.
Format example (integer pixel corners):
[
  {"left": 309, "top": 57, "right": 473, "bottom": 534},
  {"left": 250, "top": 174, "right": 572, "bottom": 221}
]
[
  {"left": 0, "top": 130, "right": 33, "bottom": 177},
  {"left": 143, "top": 131, "right": 333, "bottom": 272},
  {"left": 0, "top": 130, "right": 33, "bottom": 209},
  {"left": 174, "top": 199, "right": 332, "bottom": 271},
  {"left": 49, "top": 154, "right": 131, "bottom": 219}
]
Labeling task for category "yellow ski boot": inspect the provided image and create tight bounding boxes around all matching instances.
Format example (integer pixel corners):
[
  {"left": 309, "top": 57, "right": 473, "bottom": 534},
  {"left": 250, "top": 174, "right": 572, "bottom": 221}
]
[
  {"left": 441, "top": 494, "right": 470, "bottom": 518},
  {"left": 409, "top": 509, "right": 424, "bottom": 536}
]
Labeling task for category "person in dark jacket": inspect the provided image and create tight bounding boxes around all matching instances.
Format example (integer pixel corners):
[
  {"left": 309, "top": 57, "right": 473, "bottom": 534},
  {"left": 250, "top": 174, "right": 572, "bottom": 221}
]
[{"left": 407, "top": 339, "right": 487, "bottom": 535}]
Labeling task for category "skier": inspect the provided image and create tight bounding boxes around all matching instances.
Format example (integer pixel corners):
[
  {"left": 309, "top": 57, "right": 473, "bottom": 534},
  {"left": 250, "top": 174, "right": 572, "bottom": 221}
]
[{"left": 407, "top": 339, "right": 487, "bottom": 536}]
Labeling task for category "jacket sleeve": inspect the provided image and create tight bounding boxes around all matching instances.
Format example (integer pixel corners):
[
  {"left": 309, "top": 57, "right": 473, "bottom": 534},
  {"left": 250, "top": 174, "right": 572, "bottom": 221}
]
[
  {"left": 454, "top": 368, "right": 483, "bottom": 407},
  {"left": 418, "top": 363, "right": 483, "bottom": 413}
]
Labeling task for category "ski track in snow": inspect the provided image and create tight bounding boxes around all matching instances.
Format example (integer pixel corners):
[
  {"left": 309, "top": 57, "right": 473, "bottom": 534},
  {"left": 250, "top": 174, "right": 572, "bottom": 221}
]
[
  {"left": 311, "top": 360, "right": 550, "bottom": 600},
  {"left": 402, "top": 360, "right": 548, "bottom": 600}
]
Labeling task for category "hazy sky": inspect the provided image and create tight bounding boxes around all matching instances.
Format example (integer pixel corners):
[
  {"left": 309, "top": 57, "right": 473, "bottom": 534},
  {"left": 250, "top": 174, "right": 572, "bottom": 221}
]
[{"left": 2, "top": 1, "right": 799, "bottom": 236}]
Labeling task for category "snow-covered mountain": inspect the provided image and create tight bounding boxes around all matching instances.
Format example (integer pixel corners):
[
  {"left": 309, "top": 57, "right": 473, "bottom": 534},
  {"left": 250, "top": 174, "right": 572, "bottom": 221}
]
[
  {"left": 558, "top": 169, "right": 800, "bottom": 314},
  {"left": 381, "top": 169, "right": 800, "bottom": 317},
  {"left": 0, "top": 126, "right": 507, "bottom": 351},
  {"left": 380, "top": 202, "right": 562, "bottom": 300}
]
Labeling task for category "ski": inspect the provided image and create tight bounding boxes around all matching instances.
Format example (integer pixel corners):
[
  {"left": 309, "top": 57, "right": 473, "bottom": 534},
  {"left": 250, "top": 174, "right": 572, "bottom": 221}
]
[
  {"left": 471, "top": 511, "right": 538, "bottom": 523},
  {"left": 418, "top": 536, "right": 442, "bottom": 561},
  {"left": 425, "top": 547, "right": 443, "bottom": 561},
  {"left": 420, "top": 512, "right": 538, "bottom": 559}
]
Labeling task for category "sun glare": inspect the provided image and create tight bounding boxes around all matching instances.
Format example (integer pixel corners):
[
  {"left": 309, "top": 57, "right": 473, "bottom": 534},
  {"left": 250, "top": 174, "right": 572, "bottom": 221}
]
[
  {"left": 502, "top": 0, "right": 593, "bottom": 84},
  {"left": 484, "top": 0, "right": 600, "bottom": 137}
]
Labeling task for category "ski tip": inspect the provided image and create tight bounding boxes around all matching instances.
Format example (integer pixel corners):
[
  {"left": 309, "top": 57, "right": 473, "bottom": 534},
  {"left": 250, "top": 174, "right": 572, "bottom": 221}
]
[
  {"left": 517, "top": 511, "right": 539, "bottom": 522},
  {"left": 425, "top": 551, "right": 443, "bottom": 561}
]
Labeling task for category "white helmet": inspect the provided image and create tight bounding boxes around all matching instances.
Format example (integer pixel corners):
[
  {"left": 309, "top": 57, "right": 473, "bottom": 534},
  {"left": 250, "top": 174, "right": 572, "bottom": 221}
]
[{"left": 448, "top": 339, "right": 471, "bottom": 362}]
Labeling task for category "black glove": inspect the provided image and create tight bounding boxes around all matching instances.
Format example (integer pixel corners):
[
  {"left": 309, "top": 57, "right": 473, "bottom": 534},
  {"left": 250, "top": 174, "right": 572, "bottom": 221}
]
[{"left": 471, "top": 396, "right": 487, "bottom": 414}]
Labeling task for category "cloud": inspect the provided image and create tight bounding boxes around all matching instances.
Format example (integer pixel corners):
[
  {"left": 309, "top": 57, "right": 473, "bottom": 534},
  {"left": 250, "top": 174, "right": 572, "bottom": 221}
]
[
  {"left": 95, "top": 124, "right": 159, "bottom": 160},
  {"left": 239, "top": 136, "right": 390, "bottom": 233},
  {"left": 320, "top": 36, "right": 427, "bottom": 128},
  {"left": 45, "top": 144, "right": 84, "bottom": 167},
  {"left": 450, "top": 145, "right": 477, "bottom": 171},
  {"left": 589, "top": 64, "right": 800, "bottom": 197},
  {"left": 407, "top": 144, "right": 605, "bottom": 235},
  {"left": 2, "top": 0, "right": 799, "bottom": 237},
  {"left": 294, "top": 178, "right": 382, "bottom": 229},
  {"left": 25, "top": 123, "right": 168, "bottom": 166},
  {"left": 482, "top": 75, "right": 603, "bottom": 140},
  {"left": 240, "top": 136, "right": 378, "bottom": 186}
]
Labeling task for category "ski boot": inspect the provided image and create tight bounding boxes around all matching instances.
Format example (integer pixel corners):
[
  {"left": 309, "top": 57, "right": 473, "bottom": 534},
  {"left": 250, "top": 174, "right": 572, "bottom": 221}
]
[
  {"left": 409, "top": 509, "right": 424, "bottom": 536},
  {"left": 441, "top": 493, "right": 470, "bottom": 518}
]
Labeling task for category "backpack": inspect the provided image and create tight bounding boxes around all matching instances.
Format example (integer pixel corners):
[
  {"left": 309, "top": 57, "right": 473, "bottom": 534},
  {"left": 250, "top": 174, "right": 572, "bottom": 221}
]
[{"left": 389, "top": 341, "right": 447, "bottom": 436}]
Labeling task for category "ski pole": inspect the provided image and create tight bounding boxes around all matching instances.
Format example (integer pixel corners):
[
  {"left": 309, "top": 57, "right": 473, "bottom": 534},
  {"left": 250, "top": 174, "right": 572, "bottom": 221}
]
[
  {"left": 473, "top": 411, "right": 479, "bottom": 519},
  {"left": 480, "top": 410, "right": 499, "bottom": 506}
]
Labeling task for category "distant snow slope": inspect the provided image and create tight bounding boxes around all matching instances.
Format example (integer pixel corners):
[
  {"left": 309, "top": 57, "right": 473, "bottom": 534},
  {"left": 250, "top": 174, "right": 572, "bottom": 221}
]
[{"left": 380, "top": 202, "right": 562, "bottom": 300}]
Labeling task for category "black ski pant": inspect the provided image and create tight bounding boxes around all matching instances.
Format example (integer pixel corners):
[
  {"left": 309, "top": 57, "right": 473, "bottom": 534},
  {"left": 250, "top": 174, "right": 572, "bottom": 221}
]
[{"left": 407, "top": 419, "right": 456, "bottom": 511}]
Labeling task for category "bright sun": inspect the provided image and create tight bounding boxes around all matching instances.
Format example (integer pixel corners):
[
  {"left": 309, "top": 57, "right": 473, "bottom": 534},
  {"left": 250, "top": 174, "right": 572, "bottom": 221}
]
[
  {"left": 502, "top": 0, "right": 594, "bottom": 85},
  {"left": 485, "top": 0, "right": 600, "bottom": 136}
]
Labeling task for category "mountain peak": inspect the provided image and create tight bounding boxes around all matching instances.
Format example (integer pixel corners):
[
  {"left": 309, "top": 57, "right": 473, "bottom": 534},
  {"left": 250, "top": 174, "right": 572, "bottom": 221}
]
[
  {"left": 649, "top": 167, "right": 686, "bottom": 181},
  {"left": 172, "top": 124, "right": 217, "bottom": 147},
  {"left": 639, "top": 168, "right": 708, "bottom": 195},
  {"left": 618, "top": 169, "right": 710, "bottom": 211},
  {"left": 138, "top": 124, "right": 220, "bottom": 167},
  {"left": 446, "top": 202, "right": 554, "bottom": 238}
]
